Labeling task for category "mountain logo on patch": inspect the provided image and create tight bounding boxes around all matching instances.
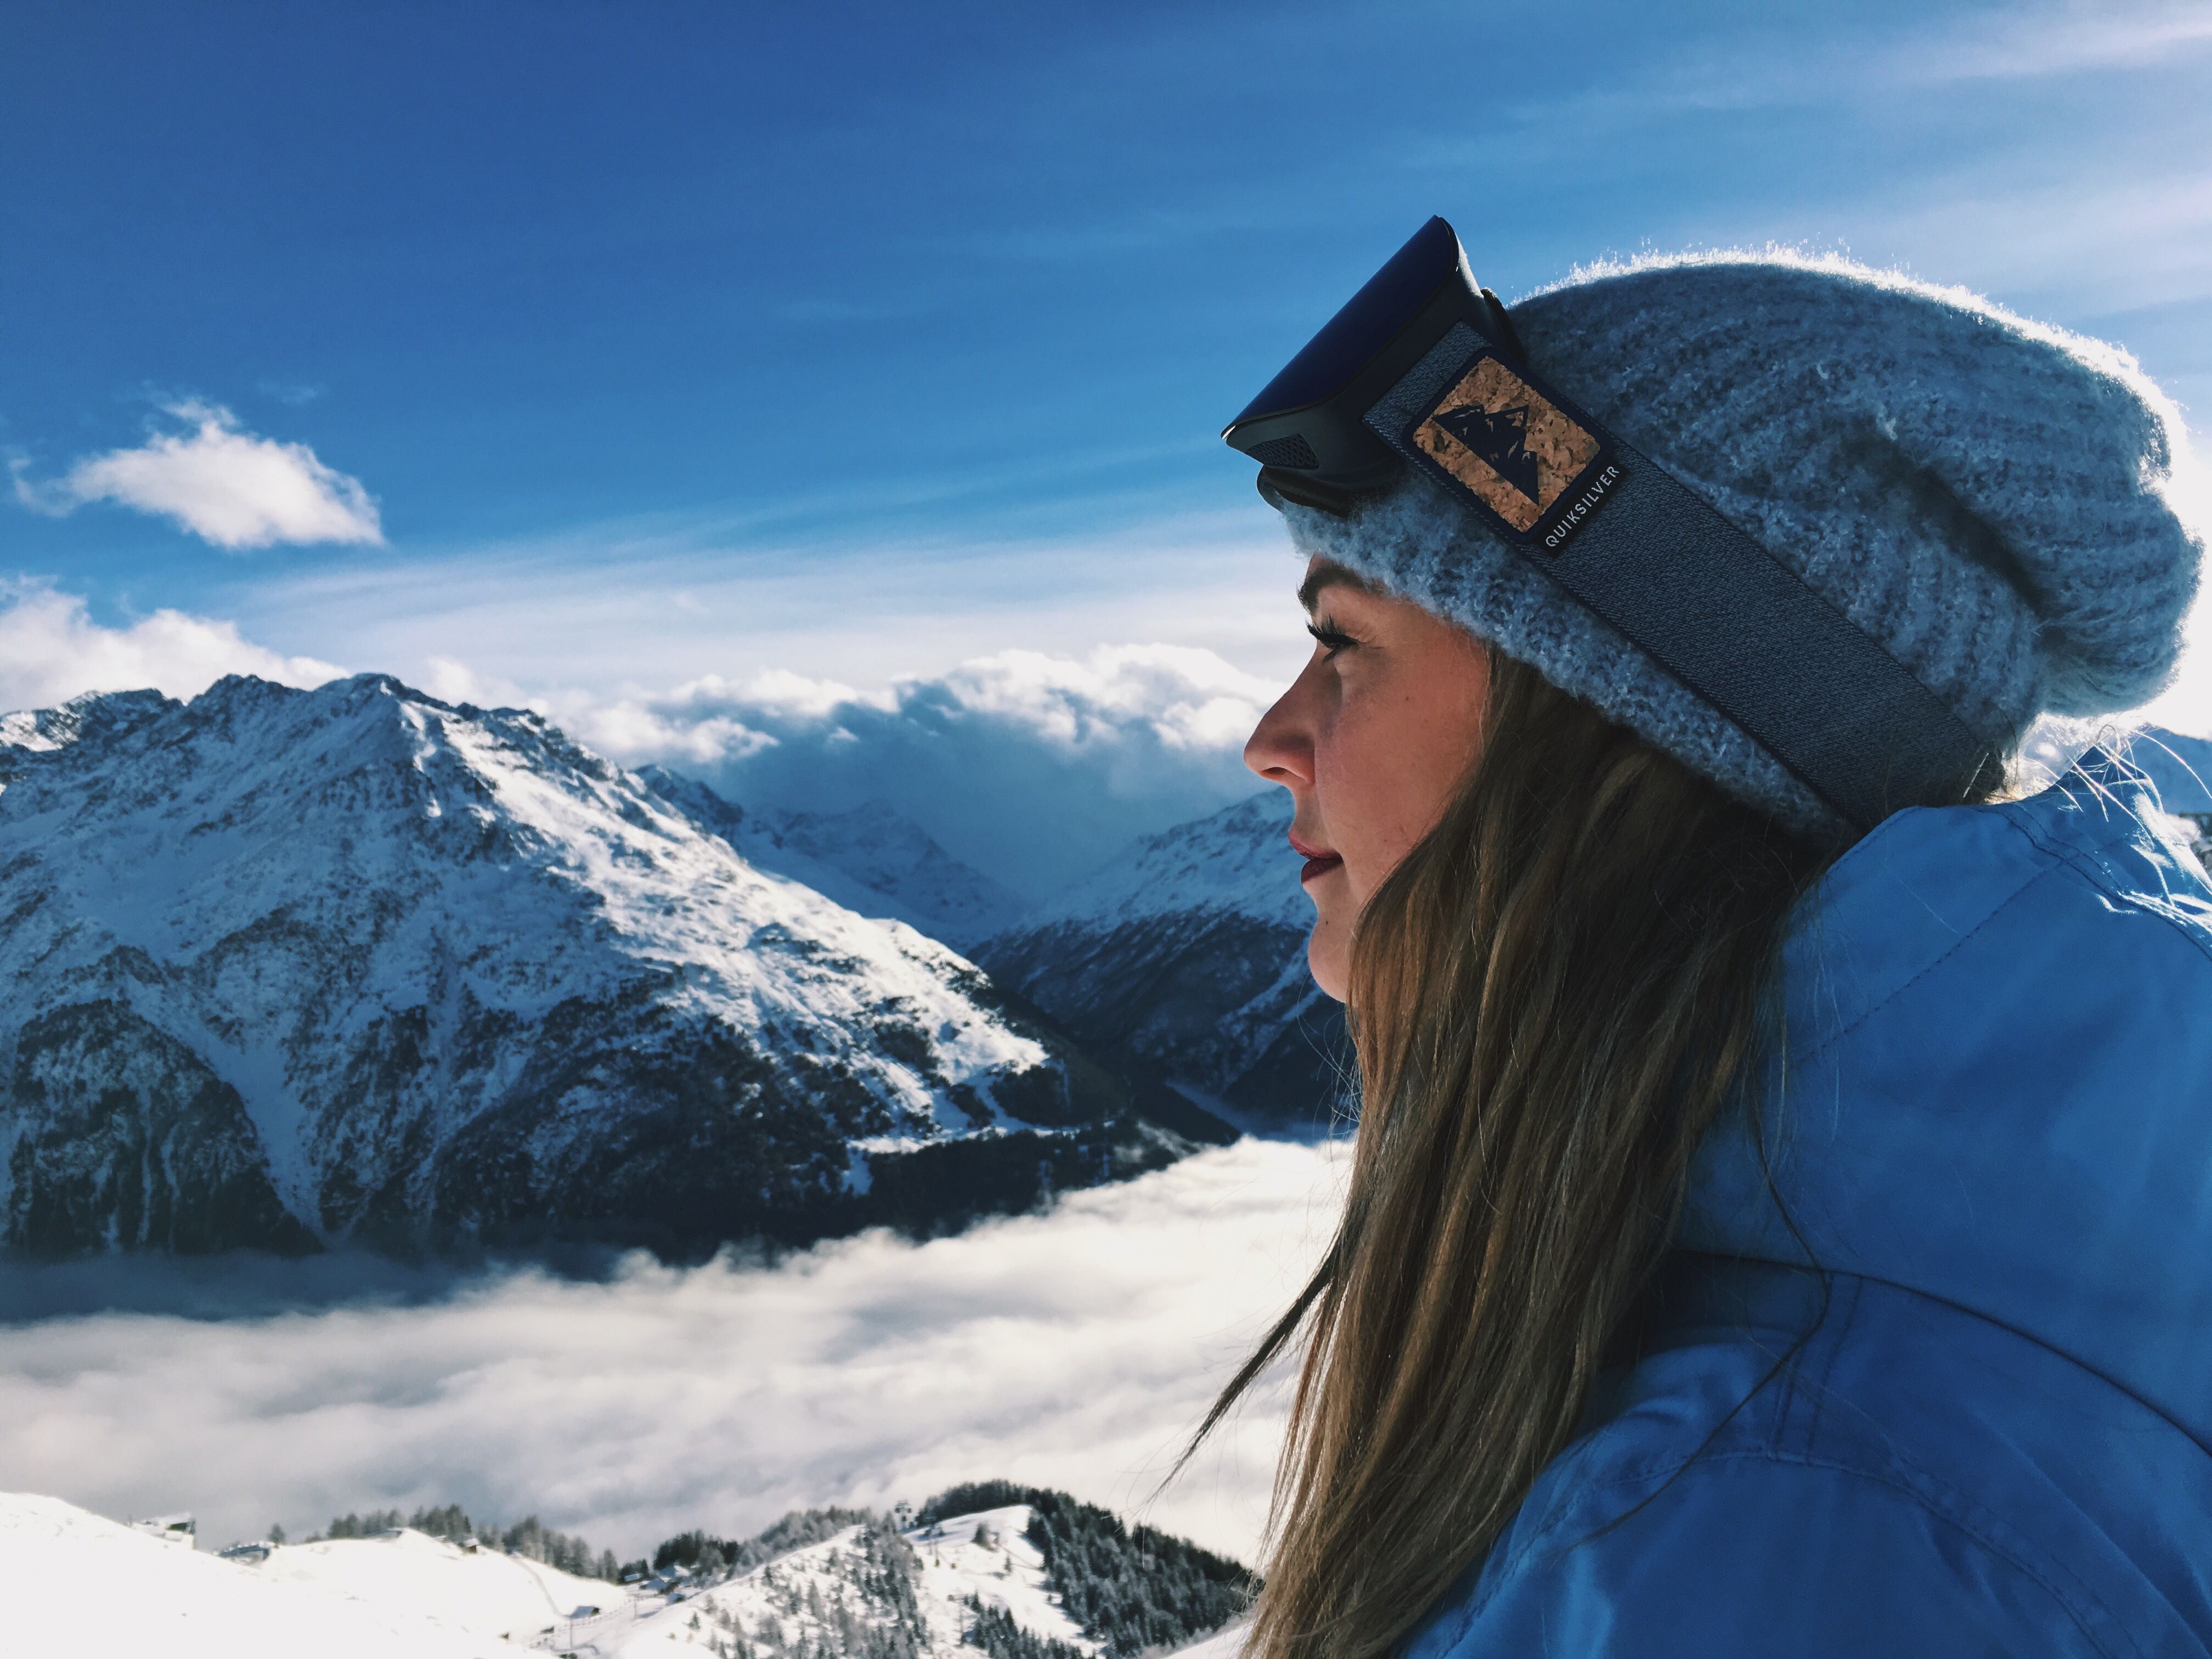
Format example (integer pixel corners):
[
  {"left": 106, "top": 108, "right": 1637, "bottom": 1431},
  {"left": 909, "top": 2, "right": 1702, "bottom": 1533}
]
[
  {"left": 1406, "top": 350, "right": 1616, "bottom": 549},
  {"left": 1430, "top": 402, "right": 1542, "bottom": 501}
]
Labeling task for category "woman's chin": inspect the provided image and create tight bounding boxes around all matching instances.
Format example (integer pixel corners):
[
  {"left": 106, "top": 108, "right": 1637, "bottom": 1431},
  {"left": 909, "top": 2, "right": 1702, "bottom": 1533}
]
[{"left": 1306, "top": 921, "right": 1351, "bottom": 1004}]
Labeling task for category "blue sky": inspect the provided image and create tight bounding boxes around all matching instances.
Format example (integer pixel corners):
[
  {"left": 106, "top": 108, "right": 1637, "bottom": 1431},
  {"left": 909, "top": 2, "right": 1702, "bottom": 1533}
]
[{"left": 4, "top": 0, "right": 2210, "bottom": 723}]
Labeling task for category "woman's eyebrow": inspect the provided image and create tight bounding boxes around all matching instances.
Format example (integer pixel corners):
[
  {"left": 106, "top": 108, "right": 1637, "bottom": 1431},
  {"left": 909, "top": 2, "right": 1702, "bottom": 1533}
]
[{"left": 1297, "top": 563, "right": 1375, "bottom": 614}]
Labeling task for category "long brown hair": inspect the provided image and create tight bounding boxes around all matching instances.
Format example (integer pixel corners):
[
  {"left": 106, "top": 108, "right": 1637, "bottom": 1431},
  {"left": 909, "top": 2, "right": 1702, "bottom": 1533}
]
[{"left": 1199, "top": 652, "right": 1850, "bottom": 1659}]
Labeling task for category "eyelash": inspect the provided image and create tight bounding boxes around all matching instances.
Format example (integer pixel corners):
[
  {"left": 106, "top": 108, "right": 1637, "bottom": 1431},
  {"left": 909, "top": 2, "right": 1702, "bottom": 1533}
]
[{"left": 1307, "top": 621, "right": 1356, "bottom": 653}]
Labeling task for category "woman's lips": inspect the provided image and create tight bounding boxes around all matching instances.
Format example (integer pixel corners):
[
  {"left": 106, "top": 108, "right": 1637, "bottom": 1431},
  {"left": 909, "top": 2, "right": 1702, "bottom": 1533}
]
[{"left": 1289, "top": 832, "right": 1342, "bottom": 885}]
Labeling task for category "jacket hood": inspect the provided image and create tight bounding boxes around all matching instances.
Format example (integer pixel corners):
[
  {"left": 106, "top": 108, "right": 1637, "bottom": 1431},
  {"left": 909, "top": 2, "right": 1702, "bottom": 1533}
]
[{"left": 1680, "top": 747, "right": 2212, "bottom": 1448}]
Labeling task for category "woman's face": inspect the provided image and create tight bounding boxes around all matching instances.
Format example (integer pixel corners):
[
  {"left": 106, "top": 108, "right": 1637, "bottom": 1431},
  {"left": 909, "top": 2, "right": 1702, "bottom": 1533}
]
[{"left": 1244, "top": 557, "right": 1492, "bottom": 1001}]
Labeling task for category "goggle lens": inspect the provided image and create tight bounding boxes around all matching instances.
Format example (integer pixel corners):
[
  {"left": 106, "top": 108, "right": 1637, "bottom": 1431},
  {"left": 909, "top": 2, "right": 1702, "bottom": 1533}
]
[{"left": 1225, "top": 217, "right": 1469, "bottom": 430}]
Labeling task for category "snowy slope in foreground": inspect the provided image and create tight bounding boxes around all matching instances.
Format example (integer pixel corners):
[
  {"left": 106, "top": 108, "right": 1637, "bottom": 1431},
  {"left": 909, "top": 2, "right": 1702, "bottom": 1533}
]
[
  {"left": 1164, "top": 1623, "right": 1249, "bottom": 1659},
  {"left": 980, "top": 792, "right": 1347, "bottom": 1131},
  {"left": 259, "top": 1528, "right": 618, "bottom": 1645},
  {"left": 0, "top": 1495, "right": 512, "bottom": 1657},
  {"left": 0, "top": 1494, "right": 1246, "bottom": 1659},
  {"left": 0, "top": 676, "right": 1206, "bottom": 1255}
]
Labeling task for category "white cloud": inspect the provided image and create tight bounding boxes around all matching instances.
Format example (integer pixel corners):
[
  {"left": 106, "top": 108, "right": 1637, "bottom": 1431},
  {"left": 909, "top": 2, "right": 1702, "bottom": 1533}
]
[
  {"left": 0, "top": 1138, "right": 1342, "bottom": 1565},
  {"left": 13, "top": 400, "right": 383, "bottom": 549},
  {"left": 1, "top": 574, "right": 1282, "bottom": 897},
  {"left": 223, "top": 504, "right": 1307, "bottom": 706},
  {"left": 0, "top": 583, "right": 345, "bottom": 715},
  {"left": 563, "top": 645, "right": 1282, "bottom": 899}
]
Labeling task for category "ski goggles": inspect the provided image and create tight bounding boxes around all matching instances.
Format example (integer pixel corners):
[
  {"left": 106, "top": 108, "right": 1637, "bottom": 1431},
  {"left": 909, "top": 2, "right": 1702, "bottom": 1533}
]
[{"left": 1222, "top": 217, "right": 1996, "bottom": 832}]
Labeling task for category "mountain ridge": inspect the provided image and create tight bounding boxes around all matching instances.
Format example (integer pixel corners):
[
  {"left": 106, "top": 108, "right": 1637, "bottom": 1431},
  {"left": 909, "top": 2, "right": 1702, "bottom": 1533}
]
[
  {"left": 637, "top": 765, "right": 1024, "bottom": 952},
  {"left": 0, "top": 673, "right": 1223, "bottom": 1258},
  {"left": 978, "top": 792, "right": 1348, "bottom": 1133}
]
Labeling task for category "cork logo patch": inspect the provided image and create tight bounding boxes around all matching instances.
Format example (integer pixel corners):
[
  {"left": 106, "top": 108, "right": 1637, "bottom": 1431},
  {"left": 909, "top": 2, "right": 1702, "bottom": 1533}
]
[{"left": 1406, "top": 352, "right": 1619, "bottom": 550}]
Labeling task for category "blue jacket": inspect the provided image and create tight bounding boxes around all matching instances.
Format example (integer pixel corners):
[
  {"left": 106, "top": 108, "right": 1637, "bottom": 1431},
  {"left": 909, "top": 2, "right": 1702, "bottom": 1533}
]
[{"left": 1406, "top": 752, "right": 2212, "bottom": 1657}]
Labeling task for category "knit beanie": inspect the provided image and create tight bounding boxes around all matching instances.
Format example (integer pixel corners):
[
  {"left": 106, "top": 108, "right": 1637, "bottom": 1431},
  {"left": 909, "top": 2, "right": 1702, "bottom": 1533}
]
[{"left": 1280, "top": 251, "right": 2206, "bottom": 840}]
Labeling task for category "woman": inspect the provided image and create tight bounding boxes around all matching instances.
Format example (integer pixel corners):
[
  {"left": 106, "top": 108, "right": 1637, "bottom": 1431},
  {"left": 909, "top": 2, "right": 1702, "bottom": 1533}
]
[{"left": 1205, "top": 224, "right": 2209, "bottom": 1656}]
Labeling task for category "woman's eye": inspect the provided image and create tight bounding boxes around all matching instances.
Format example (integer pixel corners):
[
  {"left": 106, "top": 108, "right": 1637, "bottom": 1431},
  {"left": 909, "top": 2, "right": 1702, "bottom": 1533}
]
[{"left": 1307, "top": 621, "right": 1357, "bottom": 653}]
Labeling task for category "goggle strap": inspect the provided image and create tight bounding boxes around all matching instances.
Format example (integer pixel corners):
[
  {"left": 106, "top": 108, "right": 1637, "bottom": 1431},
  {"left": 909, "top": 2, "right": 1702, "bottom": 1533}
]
[
  {"left": 1362, "top": 337, "right": 1994, "bottom": 830},
  {"left": 1477, "top": 287, "right": 1527, "bottom": 363}
]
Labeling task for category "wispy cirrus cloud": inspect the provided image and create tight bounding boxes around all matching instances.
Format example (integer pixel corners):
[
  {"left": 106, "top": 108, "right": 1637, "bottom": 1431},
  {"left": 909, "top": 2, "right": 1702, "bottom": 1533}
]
[
  {"left": 1920, "top": 0, "right": 2212, "bottom": 83},
  {"left": 12, "top": 400, "right": 383, "bottom": 550},
  {"left": 1392, "top": 0, "right": 2212, "bottom": 178}
]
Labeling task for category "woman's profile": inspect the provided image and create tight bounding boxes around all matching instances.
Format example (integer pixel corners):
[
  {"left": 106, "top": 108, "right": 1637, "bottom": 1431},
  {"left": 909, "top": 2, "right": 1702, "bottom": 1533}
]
[{"left": 1203, "top": 222, "right": 2208, "bottom": 1655}]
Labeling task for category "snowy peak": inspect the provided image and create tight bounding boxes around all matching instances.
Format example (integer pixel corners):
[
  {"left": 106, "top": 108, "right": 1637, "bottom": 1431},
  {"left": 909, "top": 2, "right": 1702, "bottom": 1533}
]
[
  {"left": 980, "top": 791, "right": 1346, "bottom": 1133},
  {"left": 0, "top": 674, "right": 1215, "bottom": 1256},
  {"left": 1025, "top": 791, "right": 1308, "bottom": 934},
  {"left": 639, "top": 766, "right": 1025, "bottom": 952},
  {"left": 0, "top": 684, "right": 174, "bottom": 758}
]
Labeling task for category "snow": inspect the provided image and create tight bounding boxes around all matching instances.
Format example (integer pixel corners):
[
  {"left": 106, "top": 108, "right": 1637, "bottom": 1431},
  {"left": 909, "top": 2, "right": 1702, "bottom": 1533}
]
[
  {"left": 603, "top": 1507, "right": 1091, "bottom": 1659},
  {"left": 0, "top": 1494, "right": 515, "bottom": 1657},
  {"left": 1165, "top": 1621, "right": 1248, "bottom": 1659},
  {"left": 1019, "top": 791, "right": 1305, "bottom": 934},
  {"left": 979, "top": 788, "right": 1331, "bottom": 1110},
  {"left": 0, "top": 710, "right": 67, "bottom": 754},
  {"left": 903, "top": 1505, "right": 1092, "bottom": 1655},
  {"left": 0, "top": 674, "right": 1067, "bottom": 1245},
  {"left": 0, "top": 1494, "right": 1249, "bottom": 1659},
  {"left": 259, "top": 1527, "right": 620, "bottom": 1645},
  {"left": 638, "top": 768, "right": 1024, "bottom": 952}
]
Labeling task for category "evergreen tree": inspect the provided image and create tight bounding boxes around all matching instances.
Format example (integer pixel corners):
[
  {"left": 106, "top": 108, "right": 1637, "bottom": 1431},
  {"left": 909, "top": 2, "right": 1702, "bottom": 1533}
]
[
  {"left": 323, "top": 1508, "right": 405, "bottom": 1539},
  {"left": 962, "top": 1595, "right": 1087, "bottom": 1659},
  {"left": 408, "top": 1503, "right": 477, "bottom": 1544},
  {"left": 916, "top": 1484, "right": 1257, "bottom": 1658}
]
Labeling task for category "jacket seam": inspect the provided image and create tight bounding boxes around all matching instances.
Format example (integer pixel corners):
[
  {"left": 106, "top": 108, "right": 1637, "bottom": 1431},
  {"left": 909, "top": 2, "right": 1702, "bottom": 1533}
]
[
  {"left": 1805, "top": 1267, "right": 2212, "bottom": 1463},
  {"left": 1655, "top": 1260, "right": 2212, "bottom": 1471},
  {"left": 1449, "top": 1447, "right": 2141, "bottom": 1659},
  {"left": 1786, "top": 786, "right": 2212, "bottom": 1072},
  {"left": 1784, "top": 854, "right": 2050, "bottom": 1071},
  {"left": 2001, "top": 807, "right": 2212, "bottom": 969}
]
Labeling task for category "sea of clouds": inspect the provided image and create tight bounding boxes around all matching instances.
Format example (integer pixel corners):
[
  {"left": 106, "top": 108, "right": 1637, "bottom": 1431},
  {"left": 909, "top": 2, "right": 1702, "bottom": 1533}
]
[{"left": 0, "top": 1139, "right": 1343, "bottom": 1564}]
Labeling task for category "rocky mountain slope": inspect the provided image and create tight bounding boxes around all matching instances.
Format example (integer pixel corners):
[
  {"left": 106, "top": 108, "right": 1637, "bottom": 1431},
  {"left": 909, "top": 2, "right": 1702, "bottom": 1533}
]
[
  {"left": 0, "top": 675, "right": 1222, "bottom": 1257},
  {"left": 637, "top": 767, "right": 1023, "bottom": 952},
  {"left": 978, "top": 792, "right": 1349, "bottom": 1133}
]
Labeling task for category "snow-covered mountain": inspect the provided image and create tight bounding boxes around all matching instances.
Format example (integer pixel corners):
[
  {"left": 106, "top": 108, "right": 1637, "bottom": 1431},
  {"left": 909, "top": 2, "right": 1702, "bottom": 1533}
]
[
  {"left": 0, "top": 675, "right": 1223, "bottom": 1256},
  {"left": 979, "top": 793, "right": 1349, "bottom": 1133},
  {"left": 637, "top": 768, "right": 1024, "bottom": 952},
  {"left": 0, "top": 1485, "right": 1251, "bottom": 1659}
]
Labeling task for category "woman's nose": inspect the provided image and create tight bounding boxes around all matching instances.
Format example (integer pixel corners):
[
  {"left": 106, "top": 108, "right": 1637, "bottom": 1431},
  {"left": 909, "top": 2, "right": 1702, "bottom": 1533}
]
[{"left": 1245, "top": 672, "right": 1317, "bottom": 786}]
